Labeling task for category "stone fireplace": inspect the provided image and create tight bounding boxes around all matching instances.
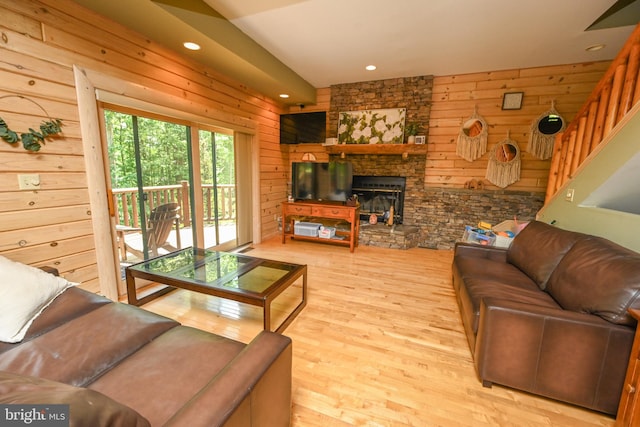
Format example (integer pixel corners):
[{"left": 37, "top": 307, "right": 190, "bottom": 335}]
[
  {"left": 352, "top": 175, "right": 406, "bottom": 224},
  {"left": 333, "top": 153, "right": 425, "bottom": 225},
  {"left": 330, "top": 154, "right": 425, "bottom": 249}
]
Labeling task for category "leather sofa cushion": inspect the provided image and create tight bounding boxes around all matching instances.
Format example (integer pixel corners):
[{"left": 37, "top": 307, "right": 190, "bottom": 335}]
[
  {"left": 0, "top": 288, "right": 110, "bottom": 356},
  {"left": 88, "top": 325, "right": 245, "bottom": 427},
  {"left": 452, "top": 252, "right": 555, "bottom": 351},
  {"left": 454, "top": 256, "right": 539, "bottom": 291},
  {"left": 459, "top": 276, "right": 561, "bottom": 335},
  {"left": 0, "top": 370, "right": 150, "bottom": 427},
  {"left": 507, "top": 221, "right": 585, "bottom": 290},
  {"left": 0, "top": 302, "right": 178, "bottom": 386},
  {"left": 546, "top": 237, "right": 640, "bottom": 326}
]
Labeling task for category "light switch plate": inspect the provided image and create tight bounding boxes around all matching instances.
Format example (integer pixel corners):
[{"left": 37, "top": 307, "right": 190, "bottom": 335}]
[
  {"left": 565, "top": 188, "right": 575, "bottom": 201},
  {"left": 18, "top": 174, "right": 41, "bottom": 190}
]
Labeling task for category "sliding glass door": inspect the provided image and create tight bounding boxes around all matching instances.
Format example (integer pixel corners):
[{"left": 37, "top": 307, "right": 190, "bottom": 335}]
[
  {"left": 103, "top": 106, "right": 242, "bottom": 265},
  {"left": 105, "top": 110, "right": 193, "bottom": 261},
  {"left": 199, "top": 129, "right": 237, "bottom": 249}
]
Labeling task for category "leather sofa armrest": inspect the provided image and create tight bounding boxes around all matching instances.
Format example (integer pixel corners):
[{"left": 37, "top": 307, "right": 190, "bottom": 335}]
[
  {"left": 454, "top": 242, "right": 508, "bottom": 262},
  {"left": 39, "top": 266, "right": 60, "bottom": 276},
  {"left": 474, "top": 297, "right": 633, "bottom": 414},
  {"left": 164, "top": 331, "right": 292, "bottom": 427}
]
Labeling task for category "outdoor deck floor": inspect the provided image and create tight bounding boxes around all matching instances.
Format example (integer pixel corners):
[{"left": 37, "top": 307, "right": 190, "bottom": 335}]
[{"left": 120, "top": 223, "right": 237, "bottom": 264}]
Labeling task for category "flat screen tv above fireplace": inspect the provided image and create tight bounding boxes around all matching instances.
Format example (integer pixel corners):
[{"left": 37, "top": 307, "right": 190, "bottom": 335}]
[{"left": 280, "top": 112, "right": 326, "bottom": 144}]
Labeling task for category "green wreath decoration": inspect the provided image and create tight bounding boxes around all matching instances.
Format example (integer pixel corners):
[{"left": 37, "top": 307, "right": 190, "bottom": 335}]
[{"left": 0, "top": 94, "right": 63, "bottom": 152}]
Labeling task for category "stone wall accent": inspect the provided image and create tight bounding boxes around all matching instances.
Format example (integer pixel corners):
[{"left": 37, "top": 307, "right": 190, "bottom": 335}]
[
  {"left": 329, "top": 76, "right": 433, "bottom": 142},
  {"left": 331, "top": 153, "right": 543, "bottom": 250},
  {"left": 409, "top": 188, "right": 544, "bottom": 249}
]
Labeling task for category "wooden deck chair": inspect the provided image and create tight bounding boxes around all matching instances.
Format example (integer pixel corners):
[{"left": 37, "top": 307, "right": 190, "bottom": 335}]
[{"left": 125, "top": 202, "right": 181, "bottom": 259}]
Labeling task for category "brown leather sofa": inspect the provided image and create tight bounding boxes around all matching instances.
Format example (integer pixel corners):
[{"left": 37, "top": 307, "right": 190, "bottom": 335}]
[
  {"left": 452, "top": 220, "right": 640, "bottom": 415},
  {"left": 0, "top": 285, "right": 292, "bottom": 426}
]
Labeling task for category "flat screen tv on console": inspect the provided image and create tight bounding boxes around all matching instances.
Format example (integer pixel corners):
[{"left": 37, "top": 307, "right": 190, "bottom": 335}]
[
  {"left": 291, "top": 162, "right": 353, "bottom": 202},
  {"left": 280, "top": 112, "right": 326, "bottom": 144}
]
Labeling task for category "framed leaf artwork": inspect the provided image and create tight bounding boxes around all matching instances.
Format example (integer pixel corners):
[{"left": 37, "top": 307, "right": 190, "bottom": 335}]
[{"left": 338, "top": 108, "right": 406, "bottom": 144}]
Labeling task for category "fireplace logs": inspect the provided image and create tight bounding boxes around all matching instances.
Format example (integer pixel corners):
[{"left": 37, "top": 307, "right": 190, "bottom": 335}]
[{"left": 351, "top": 176, "right": 406, "bottom": 224}]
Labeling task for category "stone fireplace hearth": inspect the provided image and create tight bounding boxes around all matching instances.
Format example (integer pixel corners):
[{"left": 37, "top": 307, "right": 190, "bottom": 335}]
[
  {"left": 358, "top": 223, "right": 421, "bottom": 249},
  {"left": 330, "top": 153, "right": 543, "bottom": 250}
]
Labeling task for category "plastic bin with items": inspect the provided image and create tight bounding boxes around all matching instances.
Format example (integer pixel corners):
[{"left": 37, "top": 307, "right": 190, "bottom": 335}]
[
  {"left": 462, "top": 225, "right": 496, "bottom": 246},
  {"left": 491, "top": 219, "right": 529, "bottom": 248}
]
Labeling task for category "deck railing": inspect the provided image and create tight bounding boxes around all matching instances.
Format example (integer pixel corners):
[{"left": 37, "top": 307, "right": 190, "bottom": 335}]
[
  {"left": 112, "top": 181, "right": 236, "bottom": 228},
  {"left": 546, "top": 23, "right": 640, "bottom": 202}
]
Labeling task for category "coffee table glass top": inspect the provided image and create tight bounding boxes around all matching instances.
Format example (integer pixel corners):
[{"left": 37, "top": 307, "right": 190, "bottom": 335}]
[{"left": 128, "top": 247, "right": 298, "bottom": 295}]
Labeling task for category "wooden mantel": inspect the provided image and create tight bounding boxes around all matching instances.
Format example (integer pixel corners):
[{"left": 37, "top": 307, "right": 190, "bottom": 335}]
[{"left": 324, "top": 144, "right": 428, "bottom": 155}]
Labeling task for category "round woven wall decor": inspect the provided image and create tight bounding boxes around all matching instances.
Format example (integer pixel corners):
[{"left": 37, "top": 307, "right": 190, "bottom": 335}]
[
  {"left": 456, "top": 107, "right": 488, "bottom": 162},
  {"left": 486, "top": 131, "right": 521, "bottom": 188},
  {"left": 527, "top": 101, "right": 565, "bottom": 160}
]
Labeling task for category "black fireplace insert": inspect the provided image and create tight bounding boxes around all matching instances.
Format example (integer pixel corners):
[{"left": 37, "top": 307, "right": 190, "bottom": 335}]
[{"left": 351, "top": 176, "right": 406, "bottom": 224}]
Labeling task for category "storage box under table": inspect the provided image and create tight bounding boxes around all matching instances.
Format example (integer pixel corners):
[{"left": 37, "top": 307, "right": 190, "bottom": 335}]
[
  {"left": 294, "top": 221, "right": 322, "bottom": 237},
  {"left": 318, "top": 226, "right": 336, "bottom": 239}
]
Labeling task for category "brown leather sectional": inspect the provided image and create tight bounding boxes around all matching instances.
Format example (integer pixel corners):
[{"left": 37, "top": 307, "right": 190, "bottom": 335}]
[
  {"left": 452, "top": 220, "right": 640, "bottom": 415},
  {"left": 0, "top": 286, "right": 292, "bottom": 426}
]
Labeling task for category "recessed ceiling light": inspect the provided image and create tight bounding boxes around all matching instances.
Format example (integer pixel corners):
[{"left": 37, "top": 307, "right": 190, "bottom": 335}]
[
  {"left": 183, "top": 42, "right": 201, "bottom": 51},
  {"left": 585, "top": 43, "right": 605, "bottom": 52},
  {"left": 366, "top": 65, "right": 377, "bottom": 71},
  {"left": 279, "top": 94, "right": 290, "bottom": 99}
]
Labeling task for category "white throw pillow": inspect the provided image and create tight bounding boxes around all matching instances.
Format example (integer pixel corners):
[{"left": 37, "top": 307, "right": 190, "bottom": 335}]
[{"left": 0, "top": 256, "right": 77, "bottom": 343}]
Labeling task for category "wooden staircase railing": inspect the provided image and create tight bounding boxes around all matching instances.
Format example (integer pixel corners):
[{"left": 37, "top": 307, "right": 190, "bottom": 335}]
[{"left": 546, "top": 23, "right": 640, "bottom": 203}]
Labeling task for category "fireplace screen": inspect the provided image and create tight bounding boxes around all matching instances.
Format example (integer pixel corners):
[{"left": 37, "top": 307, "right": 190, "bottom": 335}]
[{"left": 351, "top": 176, "right": 406, "bottom": 224}]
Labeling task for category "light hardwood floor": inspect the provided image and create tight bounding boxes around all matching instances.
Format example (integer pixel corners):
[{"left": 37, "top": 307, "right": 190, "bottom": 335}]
[{"left": 137, "top": 237, "right": 616, "bottom": 427}]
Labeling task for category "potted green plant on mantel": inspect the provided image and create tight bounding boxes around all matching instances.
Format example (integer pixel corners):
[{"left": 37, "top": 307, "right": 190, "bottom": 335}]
[{"left": 405, "top": 123, "right": 421, "bottom": 144}]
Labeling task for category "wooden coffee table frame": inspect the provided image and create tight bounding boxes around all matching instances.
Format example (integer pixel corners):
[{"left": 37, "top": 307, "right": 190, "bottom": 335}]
[{"left": 125, "top": 248, "right": 307, "bottom": 333}]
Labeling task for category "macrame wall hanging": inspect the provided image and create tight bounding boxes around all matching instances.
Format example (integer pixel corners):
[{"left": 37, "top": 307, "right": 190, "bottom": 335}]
[
  {"left": 527, "top": 100, "right": 565, "bottom": 160},
  {"left": 486, "top": 131, "right": 521, "bottom": 188},
  {"left": 456, "top": 107, "right": 488, "bottom": 162}
]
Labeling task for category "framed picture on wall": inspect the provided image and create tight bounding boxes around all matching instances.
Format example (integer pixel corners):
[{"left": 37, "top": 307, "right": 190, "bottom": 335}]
[
  {"left": 502, "top": 92, "right": 524, "bottom": 110},
  {"left": 338, "top": 108, "right": 406, "bottom": 144}
]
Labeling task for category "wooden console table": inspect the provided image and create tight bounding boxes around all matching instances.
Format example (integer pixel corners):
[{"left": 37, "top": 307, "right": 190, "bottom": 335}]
[{"left": 282, "top": 201, "right": 360, "bottom": 252}]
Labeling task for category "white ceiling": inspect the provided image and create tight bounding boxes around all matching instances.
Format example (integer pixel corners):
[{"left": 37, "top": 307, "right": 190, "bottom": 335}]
[
  {"left": 76, "top": 0, "right": 638, "bottom": 105},
  {"left": 203, "top": 0, "right": 637, "bottom": 87}
]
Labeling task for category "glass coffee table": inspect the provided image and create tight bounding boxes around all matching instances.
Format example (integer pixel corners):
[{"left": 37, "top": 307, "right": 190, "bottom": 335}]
[{"left": 125, "top": 247, "right": 307, "bottom": 333}]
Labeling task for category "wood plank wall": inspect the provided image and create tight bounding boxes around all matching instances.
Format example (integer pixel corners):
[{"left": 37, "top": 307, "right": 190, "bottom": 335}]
[
  {"left": 0, "top": 0, "right": 286, "bottom": 288},
  {"left": 286, "top": 65, "right": 609, "bottom": 193},
  {"left": 428, "top": 62, "right": 610, "bottom": 191}
]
